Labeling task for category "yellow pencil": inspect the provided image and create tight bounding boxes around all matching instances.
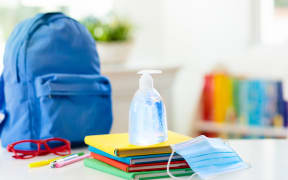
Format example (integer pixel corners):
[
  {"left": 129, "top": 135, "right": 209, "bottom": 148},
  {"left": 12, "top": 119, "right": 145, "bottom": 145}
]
[{"left": 29, "top": 155, "right": 69, "bottom": 168}]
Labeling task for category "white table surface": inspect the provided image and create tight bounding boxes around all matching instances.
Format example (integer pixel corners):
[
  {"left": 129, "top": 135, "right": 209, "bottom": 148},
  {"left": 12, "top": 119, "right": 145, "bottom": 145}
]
[{"left": 0, "top": 139, "right": 287, "bottom": 180}]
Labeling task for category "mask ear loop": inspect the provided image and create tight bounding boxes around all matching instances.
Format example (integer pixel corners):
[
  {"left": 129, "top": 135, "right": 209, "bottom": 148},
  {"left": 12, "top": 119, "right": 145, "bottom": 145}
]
[{"left": 167, "top": 150, "right": 196, "bottom": 180}]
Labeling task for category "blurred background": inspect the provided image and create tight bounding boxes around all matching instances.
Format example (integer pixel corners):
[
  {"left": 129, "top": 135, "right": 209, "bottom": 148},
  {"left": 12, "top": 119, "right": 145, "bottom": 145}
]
[{"left": 1, "top": 0, "right": 288, "bottom": 139}]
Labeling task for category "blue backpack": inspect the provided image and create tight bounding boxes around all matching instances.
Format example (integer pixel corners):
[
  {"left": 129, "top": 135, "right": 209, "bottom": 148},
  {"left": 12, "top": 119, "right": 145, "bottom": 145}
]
[{"left": 0, "top": 12, "right": 113, "bottom": 148}]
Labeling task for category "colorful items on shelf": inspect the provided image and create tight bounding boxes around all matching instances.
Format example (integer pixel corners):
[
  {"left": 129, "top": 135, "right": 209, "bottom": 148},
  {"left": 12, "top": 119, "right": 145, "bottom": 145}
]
[
  {"left": 201, "top": 72, "right": 288, "bottom": 137},
  {"left": 84, "top": 131, "right": 194, "bottom": 179}
]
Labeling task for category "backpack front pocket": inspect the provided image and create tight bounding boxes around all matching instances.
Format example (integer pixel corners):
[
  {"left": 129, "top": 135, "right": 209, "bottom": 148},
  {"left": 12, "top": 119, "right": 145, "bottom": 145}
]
[{"left": 34, "top": 74, "right": 113, "bottom": 144}]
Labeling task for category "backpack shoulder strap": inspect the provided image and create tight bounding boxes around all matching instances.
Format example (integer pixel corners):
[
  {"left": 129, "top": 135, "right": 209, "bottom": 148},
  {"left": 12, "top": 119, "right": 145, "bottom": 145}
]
[
  {"left": 5, "top": 12, "right": 63, "bottom": 82},
  {"left": 0, "top": 75, "right": 5, "bottom": 134}
]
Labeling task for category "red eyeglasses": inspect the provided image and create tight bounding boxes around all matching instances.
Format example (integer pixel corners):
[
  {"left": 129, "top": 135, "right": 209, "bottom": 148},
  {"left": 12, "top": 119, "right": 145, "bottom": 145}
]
[{"left": 7, "top": 138, "right": 71, "bottom": 159}]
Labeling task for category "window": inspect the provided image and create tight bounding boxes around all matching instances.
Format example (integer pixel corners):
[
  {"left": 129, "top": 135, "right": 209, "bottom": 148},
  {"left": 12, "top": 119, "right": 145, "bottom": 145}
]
[
  {"left": 0, "top": 0, "right": 114, "bottom": 61},
  {"left": 260, "top": 0, "right": 288, "bottom": 44}
]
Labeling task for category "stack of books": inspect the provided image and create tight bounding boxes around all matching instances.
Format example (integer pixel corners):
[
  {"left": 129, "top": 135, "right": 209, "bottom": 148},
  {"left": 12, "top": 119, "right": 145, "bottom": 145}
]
[{"left": 84, "top": 131, "right": 194, "bottom": 180}]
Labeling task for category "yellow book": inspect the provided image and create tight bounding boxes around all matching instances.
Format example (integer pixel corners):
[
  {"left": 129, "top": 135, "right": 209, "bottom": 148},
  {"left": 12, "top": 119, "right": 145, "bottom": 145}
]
[
  {"left": 213, "top": 73, "right": 225, "bottom": 123},
  {"left": 84, "top": 131, "right": 191, "bottom": 157},
  {"left": 213, "top": 73, "right": 233, "bottom": 124}
]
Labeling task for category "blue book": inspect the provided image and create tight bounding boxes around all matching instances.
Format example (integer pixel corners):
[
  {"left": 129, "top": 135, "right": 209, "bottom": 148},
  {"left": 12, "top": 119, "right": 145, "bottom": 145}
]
[
  {"left": 263, "top": 81, "right": 278, "bottom": 127},
  {"left": 276, "top": 81, "right": 286, "bottom": 127},
  {"left": 247, "top": 80, "right": 265, "bottom": 126},
  {"left": 88, "top": 146, "right": 184, "bottom": 165}
]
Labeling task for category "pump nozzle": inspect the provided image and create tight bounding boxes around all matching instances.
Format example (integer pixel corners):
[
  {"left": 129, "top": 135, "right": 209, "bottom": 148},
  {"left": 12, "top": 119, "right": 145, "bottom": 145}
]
[{"left": 137, "top": 70, "right": 162, "bottom": 90}]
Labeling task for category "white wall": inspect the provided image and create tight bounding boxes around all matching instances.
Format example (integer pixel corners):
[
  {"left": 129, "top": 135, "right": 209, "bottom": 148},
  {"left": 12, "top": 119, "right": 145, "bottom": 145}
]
[
  {"left": 113, "top": 0, "right": 165, "bottom": 64},
  {"left": 163, "top": 0, "right": 252, "bottom": 135},
  {"left": 113, "top": 0, "right": 254, "bottom": 135}
]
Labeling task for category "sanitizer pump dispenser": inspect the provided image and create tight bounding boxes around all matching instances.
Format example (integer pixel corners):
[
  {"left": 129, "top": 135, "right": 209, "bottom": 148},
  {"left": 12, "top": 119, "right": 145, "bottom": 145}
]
[{"left": 129, "top": 70, "right": 168, "bottom": 145}]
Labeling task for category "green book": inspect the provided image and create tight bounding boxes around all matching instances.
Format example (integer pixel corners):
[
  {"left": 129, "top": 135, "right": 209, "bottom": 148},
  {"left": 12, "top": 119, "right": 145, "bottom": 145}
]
[
  {"left": 84, "top": 158, "right": 193, "bottom": 180},
  {"left": 232, "top": 77, "right": 240, "bottom": 118}
]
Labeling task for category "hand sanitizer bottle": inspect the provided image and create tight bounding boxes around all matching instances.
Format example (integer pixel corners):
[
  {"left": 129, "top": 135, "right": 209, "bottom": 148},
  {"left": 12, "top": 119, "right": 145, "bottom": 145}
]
[{"left": 129, "top": 70, "right": 168, "bottom": 146}]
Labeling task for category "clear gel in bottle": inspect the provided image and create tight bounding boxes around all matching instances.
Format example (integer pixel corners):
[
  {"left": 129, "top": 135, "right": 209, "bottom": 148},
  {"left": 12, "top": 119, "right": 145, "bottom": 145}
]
[{"left": 129, "top": 70, "right": 168, "bottom": 146}]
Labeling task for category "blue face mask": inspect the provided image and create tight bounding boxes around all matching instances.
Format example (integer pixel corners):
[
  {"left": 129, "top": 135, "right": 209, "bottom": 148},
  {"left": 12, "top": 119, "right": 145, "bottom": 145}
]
[{"left": 167, "top": 135, "right": 249, "bottom": 179}]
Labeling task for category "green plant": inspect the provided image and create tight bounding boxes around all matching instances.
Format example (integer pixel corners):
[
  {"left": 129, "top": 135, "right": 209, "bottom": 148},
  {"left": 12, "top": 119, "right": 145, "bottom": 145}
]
[{"left": 81, "top": 15, "right": 132, "bottom": 42}]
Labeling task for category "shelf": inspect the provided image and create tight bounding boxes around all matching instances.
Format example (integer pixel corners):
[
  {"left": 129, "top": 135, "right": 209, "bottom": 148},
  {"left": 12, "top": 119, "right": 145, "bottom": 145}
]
[{"left": 196, "top": 121, "right": 288, "bottom": 138}]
